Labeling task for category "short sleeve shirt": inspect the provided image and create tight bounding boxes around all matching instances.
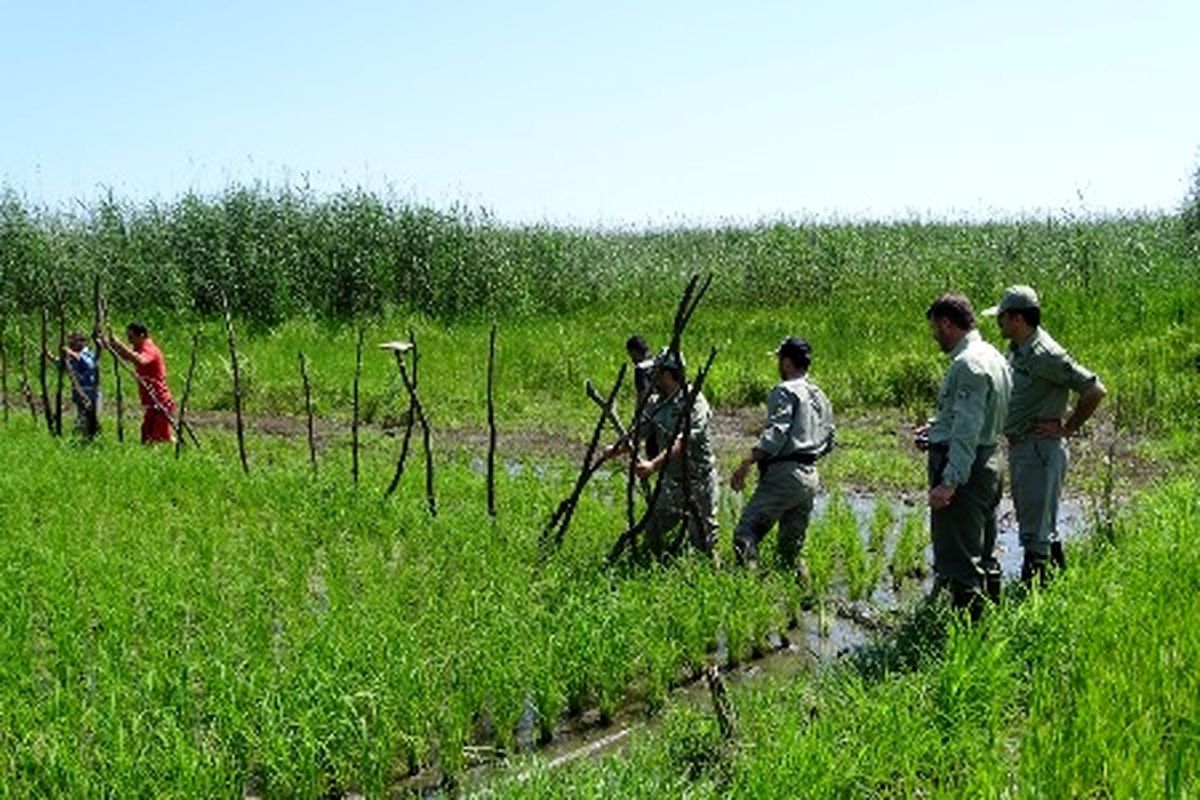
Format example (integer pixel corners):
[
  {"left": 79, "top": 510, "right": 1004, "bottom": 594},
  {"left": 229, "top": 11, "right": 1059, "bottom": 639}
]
[
  {"left": 1004, "top": 327, "right": 1097, "bottom": 437},
  {"left": 755, "top": 377, "right": 835, "bottom": 459}
]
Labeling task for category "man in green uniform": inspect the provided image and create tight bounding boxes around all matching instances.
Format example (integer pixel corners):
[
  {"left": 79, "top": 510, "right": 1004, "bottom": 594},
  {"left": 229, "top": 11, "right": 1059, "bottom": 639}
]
[
  {"left": 730, "top": 337, "right": 834, "bottom": 576},
  {"left": 919, "top": 294, "right": 1011, "bottom": 616},
  {"left": 606, "top": 348, "right": 720, "bottom": 557},
  {"left": 983, "top": 285, "right": 1106, "bottom": 584}
]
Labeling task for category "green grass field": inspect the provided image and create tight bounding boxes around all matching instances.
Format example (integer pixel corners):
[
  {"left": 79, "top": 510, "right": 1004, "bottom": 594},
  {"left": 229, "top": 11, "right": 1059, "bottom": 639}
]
[{"left": 1, "top": 190, "right": 1198, "bottom": 796}]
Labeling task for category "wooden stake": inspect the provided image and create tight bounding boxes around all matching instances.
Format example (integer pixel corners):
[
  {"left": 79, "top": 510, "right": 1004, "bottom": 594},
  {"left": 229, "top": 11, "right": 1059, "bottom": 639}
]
[
  {"left": 383, "top": 339, "right": 417, "bottom": 498},
  {"left": 17, "top": 322, "right": 37, "bottom": 423},
  {"left": 0, "top": 311, "right": 8, "bottom": 423},
  {"left": 220, "top": 289, "right": 249, "bottom": 474},
  {"left": 540, "top": 364, "right": 627, "bottom": 551},
  {"left": 174, "top": 331, "right": 201, "bottom": 460},
  {"left": 38, "top": 307, "right": 53, "bottom": 435},
  {"left": 486, "top": 322, "right": 498, "bottom": 517},
  {"left": 299, "top": 350, "right": 317, "bottom": 474},
  {"left": 351, "top": 325, "right": 364, "bottom": 486},
  {"left": 52, "top": 301, "right": 66, "bottom": 436}
]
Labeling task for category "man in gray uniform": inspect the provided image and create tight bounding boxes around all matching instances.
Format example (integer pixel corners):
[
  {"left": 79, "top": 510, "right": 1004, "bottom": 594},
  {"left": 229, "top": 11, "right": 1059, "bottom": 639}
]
[
  {"left": 983, "top": 285, "right": 1105, "bottom": 584},
  {"left": 919, "top": 294, "right": 1011, "bottom": 617},
  {"left": 606, "top": 348, "right": 720, "bottom": 557},
  {"left": 730, "top": 337, "right": 835, "bottom": 576}
]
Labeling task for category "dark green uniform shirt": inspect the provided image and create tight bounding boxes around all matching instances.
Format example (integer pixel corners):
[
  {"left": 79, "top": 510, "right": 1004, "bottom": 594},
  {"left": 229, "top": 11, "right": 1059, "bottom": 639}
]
[{"left": 1004, "top": 327, "right": 1098, "bottom": 438}]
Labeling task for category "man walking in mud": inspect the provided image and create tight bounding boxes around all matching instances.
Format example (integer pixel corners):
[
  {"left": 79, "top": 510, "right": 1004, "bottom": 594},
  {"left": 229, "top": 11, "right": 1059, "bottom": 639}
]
[
  {"left": 983, "top": 286, "right": 1105, "bottom": 584},
  {"left": 729, "top": 337, "right": 835, "bottom": 581},
  {"left": 918, "top": 294, "right": 1010, "bottom": 618},
  {"left": 603, "top": 348, "right": 719, "bottom": 558}
]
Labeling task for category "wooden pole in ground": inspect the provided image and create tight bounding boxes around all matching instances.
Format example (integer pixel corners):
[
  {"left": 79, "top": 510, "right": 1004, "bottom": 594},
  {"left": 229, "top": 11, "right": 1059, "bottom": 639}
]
[
  {"left": 487, "top": 322, "right": 498, "bottom": 517},
  {"left": 383, "top": 339, "right": 418, "bottom": 498},
  {"left": 174, "top": 331, "right": 201, "bottom": 460},
  {"left": 220, "top": 289, "right": 249, "bottom": 474},
  {"left": 540, "top": 364, "right": 627, "bottom": 551},
  {"left": 52, "top": 301, "right": 66, "bottom": 436},
  {"left": 380, "top": 338, "right": 436, "bottom": 514},
  {"left": 38, "top": 307, "right": 53, "bottom": 434},
  {"left": 299, "top": 350, "right": 317, "bottom": 474},
  {"left": 101, "top": 295, "right": 125, "bottom": 442},
  {"left": 351, "top": 325, "right": 364, "bottom": 486},
  {"left": 0, "top": 311, "right": 8, "bottom": 423},
  {"left": 17, "top": 322, "right": 37, "bottom": 423}
]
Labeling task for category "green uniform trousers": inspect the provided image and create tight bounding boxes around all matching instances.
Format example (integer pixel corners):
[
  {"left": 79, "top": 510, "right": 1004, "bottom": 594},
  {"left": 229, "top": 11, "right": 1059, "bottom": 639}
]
[
  {"left": 733, "top": 463, "right": 820, "bottom": 567},
  {"left": 1008, "top": 437, "right": 1067, "bottom": 558},
  {"left": 646, "top": 471, "right": 720, "bottom": 555},
  {"left": 928, "top": 445, "right": 1002, "bottom": 591}
]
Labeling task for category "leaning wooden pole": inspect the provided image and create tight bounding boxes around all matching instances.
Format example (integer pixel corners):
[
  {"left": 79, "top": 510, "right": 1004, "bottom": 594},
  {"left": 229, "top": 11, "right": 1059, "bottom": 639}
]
[
  {"left": 174, "top": 331, "right": 201, "bottom": 460},
  {"left": 540, "top": 364, "right": 627, "bottom": 552},
  {"left": 0, "top": 312, "right": 8, "bottom": 423},
  {"left": 299, "top": 351, "right": 317, "bottom": 474},
  {"left": 486, "top": 322, "right": 498, "bottom": 517},
  {"left": 220, "top": 290, "right": 249, "bottom": 474},
  {"left": 38, "top": 307, "right": 53, "bottom": 434},
  {"left": 383, "top": 339, "right": 418, "bottom": 498},
  {"left": 52, "top": 301, "right": 66, "bottom": 436},
  {"left": 101, "top": 295, "right": 125, "bottom": 442},
  {"left": 351, "top": 325, "right": 364, "bottom": 486},
  {"left": 17, "top": 324, "right": 37, "bottom": 423}
]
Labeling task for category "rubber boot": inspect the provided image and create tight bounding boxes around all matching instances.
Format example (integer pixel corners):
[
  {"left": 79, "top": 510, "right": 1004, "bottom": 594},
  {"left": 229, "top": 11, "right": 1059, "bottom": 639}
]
[
  {"left": 950, "top": 581, "right": 985, "bottom": 622},
  {"left": 1020, "top": 551, "right": 1048, "bottom": 587},
  {"left": 1050, "top": 541, "right": 1067, "bottom": 572},
  {"left": 982, "top": 559, "right": 1002, "bottom": 604}
]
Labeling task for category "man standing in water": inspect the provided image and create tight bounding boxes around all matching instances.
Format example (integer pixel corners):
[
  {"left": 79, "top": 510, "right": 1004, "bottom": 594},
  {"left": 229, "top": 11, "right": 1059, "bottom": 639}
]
[
  {"left": 729, "top": 337, "right": 834, "bottom": 581},
  {"left": 103, "top": 322, "right": 176, "bottom": 444},
  {"left": 603, "top": 348, "right": 719, "bottom": 558},
  {"left": 919, "top": 295, "right": 1010, "bottom": 618},
  {"left": 984, "top": 286, "right": 1105, "bottom": 584}
]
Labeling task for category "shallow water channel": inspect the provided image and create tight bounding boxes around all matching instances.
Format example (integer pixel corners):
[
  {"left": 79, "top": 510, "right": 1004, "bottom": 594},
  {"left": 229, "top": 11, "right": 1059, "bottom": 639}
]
[{"left": 397, "top": 483, "right": 1089, "bottom": 797}]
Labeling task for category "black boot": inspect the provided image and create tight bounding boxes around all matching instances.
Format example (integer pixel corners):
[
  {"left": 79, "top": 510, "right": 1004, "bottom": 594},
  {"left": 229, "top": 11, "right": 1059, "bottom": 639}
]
[
  {"left": 1050, "top": 541, "right": 1067, "bottom": 571},
  {"left": 982, "top": 559, "right": 1002, "bottom": 604},
  {"left": 1020, "top": 551, "right": 1048, "bottom": 587}
]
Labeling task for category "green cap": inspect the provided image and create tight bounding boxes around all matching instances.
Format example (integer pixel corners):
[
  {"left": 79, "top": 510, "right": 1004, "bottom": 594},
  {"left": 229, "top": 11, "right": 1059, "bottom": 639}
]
[
  {"left": 982, "top": 285, "right": 1039, "bottom": 317},
  {"left": 653, "top": 347, "right": 686, "bottom": 373}
]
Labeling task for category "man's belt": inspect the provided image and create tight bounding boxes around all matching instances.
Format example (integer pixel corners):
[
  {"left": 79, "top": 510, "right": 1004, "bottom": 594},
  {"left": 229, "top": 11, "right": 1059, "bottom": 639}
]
[{"left": 759, "top": 450, "right": 818, "bottom": 470}]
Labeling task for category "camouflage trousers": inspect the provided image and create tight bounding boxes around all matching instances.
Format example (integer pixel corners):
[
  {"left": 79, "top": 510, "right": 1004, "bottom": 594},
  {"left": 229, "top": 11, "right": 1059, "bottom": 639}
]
[{"left": 645, "top": 470, "right": 720, "bottom": 556}]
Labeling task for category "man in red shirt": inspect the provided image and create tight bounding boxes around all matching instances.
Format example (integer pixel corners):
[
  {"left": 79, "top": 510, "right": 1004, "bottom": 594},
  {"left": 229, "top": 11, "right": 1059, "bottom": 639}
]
[{"left": 104, "top": 322, "right": 177, "bottom": 444}]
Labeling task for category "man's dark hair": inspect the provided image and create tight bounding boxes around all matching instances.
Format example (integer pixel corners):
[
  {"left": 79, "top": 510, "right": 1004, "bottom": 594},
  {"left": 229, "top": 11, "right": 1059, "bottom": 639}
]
[
  {"left": 127, "top": 321, "right": 149, "bottom": 336},
  {"left": 925, "top": 294, "right": 976, "bottom": 331},
  {"left": 1013, "top": 306, "right": 1041, "bottom": 327},
  {"left": 625, "top": 335, "right": 650, "bottom": 358}
]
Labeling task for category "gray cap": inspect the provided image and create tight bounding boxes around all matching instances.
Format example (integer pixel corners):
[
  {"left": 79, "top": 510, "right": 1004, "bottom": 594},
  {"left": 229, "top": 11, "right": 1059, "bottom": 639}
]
[{"left": 982, "top": 285, "right": 1039, "bottom": 317}]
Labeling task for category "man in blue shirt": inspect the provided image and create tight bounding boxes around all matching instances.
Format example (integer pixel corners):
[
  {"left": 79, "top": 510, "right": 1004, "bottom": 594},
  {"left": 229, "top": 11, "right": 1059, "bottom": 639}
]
[{"left": 47, "top": 331, "right": 101, "bottom": 438}]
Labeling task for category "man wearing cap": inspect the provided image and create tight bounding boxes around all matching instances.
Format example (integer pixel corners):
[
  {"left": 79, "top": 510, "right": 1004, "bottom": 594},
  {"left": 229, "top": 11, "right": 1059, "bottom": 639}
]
[
  {"left": 919, "top": 294, "right": 1011, "bottom": 617},
  {"left": 730, "top": 336, "right": 835, "bottom": 578},
  {"left": 606, "top": 348, "right": 720, "bottom": 557},
  {"left": 984, "top": 285, "right": 1105, "bottom": 583}
]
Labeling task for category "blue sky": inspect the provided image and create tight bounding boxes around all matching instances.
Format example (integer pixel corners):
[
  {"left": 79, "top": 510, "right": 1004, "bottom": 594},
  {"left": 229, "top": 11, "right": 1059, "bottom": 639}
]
[{"left": 2, "top": 0, "right": 1198, "bottom": 225}]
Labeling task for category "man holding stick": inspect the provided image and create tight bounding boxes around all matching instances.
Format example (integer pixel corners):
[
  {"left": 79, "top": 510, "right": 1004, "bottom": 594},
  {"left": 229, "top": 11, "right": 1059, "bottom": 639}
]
[
  {"left": 103, "top": 322, "right": 176, "bottom": 444},
  {"left": 44, "top": 330, "right": 101, "bottom": 438},
  {"left": 603, "top": 349, "right": 719, "bottom": 558}
]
